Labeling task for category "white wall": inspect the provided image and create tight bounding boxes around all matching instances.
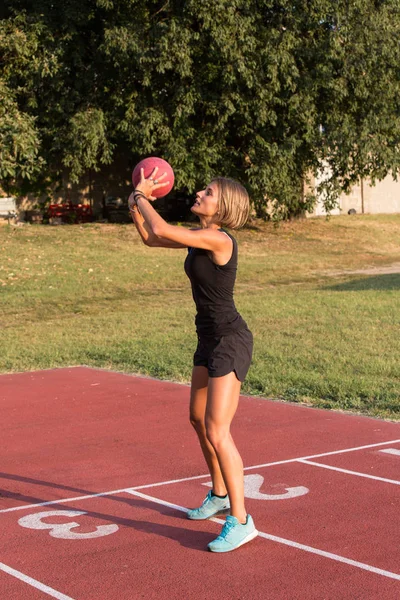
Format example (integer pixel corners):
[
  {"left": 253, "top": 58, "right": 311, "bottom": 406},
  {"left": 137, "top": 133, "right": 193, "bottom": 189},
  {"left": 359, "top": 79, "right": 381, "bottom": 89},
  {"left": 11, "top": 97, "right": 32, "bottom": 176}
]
[{"left": 309, "top": 172, "right": 400, "bottom": 216}]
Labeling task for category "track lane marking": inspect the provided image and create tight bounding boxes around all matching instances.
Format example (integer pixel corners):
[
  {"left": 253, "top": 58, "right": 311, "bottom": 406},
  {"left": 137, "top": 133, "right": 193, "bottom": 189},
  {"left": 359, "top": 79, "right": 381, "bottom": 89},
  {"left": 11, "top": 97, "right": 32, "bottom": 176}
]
[
  {"left": 127, "top": 490, "right": 400, "bottom": 582},
  {"left": 0, "top": 562, "right": 75, "bottom": 599},
  {"left": 298, "top": 460, "right": 400, "bottom": 485},
  {"left": 0, "top": 488, "right": 136, "bottom": 514},
  {"left": 380, "top": 448, "right": 400, "bottom": 456},
  {"left": 241, "top": 438, "right": 400, "bottom": 473},
  {"left": 1, "top": 438, "right": 400, "bottom": 514},
  {"left": 130, "top": 438, "right": 400, "bottom": 491}
]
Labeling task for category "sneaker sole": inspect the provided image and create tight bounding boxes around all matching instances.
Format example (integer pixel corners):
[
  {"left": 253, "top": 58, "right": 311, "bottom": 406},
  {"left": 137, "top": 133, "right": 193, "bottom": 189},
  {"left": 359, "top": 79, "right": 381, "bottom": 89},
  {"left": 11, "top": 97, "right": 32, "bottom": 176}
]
[
  {"left": 208, "top": 529, "right": 259, "bottom": 552},
  {"left": 186, "top": 506, "right": 230, "bottom": 520}
]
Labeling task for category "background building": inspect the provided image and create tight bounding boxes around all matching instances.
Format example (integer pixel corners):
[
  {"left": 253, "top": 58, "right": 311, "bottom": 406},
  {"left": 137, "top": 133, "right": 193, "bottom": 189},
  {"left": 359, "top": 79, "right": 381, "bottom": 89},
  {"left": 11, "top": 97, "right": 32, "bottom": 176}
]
[{"left": 309, "top": 172, "right": 400, "bottom": 217}]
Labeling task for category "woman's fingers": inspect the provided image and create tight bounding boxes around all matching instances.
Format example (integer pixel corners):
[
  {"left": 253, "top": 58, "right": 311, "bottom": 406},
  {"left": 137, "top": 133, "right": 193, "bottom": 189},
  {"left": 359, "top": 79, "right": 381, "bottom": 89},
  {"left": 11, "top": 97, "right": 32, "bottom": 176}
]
[
  {"left": 153, "top": 180, "right": 170, "bottom": 190},
  {"left": 147, "top": 167, "right": 169, "bottom": 184},
  {"left": 147, "top": 182, "right": 170, "bottom": 202},
  {"left": 141, "top": 168, "right": 167, "bottom": 184},
  {"left": 149, "top": 166, "right": 158, "bottom": 180},
  {"left": 155, "top": 171, "right": 167, "bottom": 182},
  {"left": 135, "top": 169, "right": 169, "bottom": 201}
]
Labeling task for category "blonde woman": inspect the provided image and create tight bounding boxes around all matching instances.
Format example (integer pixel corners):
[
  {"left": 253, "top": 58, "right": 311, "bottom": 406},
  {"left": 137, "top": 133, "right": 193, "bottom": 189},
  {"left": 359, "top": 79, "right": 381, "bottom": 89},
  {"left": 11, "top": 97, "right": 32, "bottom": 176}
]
[{"left": 129, "top": 167, "right": 257, "bottom": 552}]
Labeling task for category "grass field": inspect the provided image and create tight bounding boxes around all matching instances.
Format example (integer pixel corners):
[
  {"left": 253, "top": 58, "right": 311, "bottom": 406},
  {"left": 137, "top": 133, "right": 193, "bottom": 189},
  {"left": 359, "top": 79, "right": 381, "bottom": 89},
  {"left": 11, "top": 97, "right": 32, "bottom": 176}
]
[{"left": 0, "top": 214, "right": 399, "bottom": 419}]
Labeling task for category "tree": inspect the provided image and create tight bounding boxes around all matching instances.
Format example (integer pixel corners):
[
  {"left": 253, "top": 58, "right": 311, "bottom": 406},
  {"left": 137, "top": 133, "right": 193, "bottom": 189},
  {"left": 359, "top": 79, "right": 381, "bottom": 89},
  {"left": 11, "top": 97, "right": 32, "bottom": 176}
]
[
  {"left": 0, "top": 16, "right": 45, "bottom": 188},
  {"left": 0, "top": 81, "right": 43, "bottom": 183},
  {"left": 1, "top": 0, "right": 399, "bottom": 218}
]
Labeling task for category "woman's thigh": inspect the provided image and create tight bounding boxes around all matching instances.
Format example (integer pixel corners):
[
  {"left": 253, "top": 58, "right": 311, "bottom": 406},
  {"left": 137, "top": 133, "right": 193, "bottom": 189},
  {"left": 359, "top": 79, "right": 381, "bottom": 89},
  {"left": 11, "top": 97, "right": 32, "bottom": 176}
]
[
  {"left": 205, "top": 372, "right": 242, "bottom": 431},
  {"left": 189, "top": 365, "right": 209, "bottom": 423}
]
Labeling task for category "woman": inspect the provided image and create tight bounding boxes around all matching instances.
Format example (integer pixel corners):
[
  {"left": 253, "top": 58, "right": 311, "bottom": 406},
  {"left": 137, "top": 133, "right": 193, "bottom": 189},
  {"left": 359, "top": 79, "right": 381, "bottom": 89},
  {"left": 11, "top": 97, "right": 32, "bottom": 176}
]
[{"left": 129, "top": 167, "right": 257, "bottom": 552}]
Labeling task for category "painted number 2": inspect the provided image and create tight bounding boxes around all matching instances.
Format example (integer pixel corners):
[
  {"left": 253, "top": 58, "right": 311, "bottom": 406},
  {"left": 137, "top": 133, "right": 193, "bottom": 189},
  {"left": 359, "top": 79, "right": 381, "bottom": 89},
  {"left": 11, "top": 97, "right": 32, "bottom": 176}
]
[
  {"left": 18, "top": 510, "right": 119, "bottom": 540},
  {"left": 204, "top": 474, "right": 309, "bottom": 500}
]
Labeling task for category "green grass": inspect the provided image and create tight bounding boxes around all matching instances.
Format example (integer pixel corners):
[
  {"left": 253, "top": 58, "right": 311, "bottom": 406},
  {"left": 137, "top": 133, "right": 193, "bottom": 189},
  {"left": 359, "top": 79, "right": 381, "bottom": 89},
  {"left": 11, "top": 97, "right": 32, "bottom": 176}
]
[{"left": 1, "top": 214, "right": 399, "bottom": 419}]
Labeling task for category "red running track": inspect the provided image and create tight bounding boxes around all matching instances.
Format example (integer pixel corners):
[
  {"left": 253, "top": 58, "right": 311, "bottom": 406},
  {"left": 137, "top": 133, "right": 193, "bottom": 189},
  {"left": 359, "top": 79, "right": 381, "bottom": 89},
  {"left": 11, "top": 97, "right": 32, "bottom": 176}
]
[{"left": 0, "top": 367, "right": 399, "bottom": 599}]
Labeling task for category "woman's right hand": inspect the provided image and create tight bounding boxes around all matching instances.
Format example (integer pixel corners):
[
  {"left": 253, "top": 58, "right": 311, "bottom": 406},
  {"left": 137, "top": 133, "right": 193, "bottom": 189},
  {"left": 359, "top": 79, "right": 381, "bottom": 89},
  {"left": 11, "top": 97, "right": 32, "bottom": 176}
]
[
  {"left": 128, "top": 192, "right": 143, "bottom": 221},
  {"left": 128, "top": 192, "right": 136, "bottom": 210},
  {"left": 135, "top": 167, "right": 169, "bottom": 201}
]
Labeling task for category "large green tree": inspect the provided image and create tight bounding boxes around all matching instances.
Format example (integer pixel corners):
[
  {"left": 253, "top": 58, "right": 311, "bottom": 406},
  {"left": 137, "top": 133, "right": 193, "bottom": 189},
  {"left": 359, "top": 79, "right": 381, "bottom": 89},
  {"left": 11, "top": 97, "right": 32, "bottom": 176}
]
[{"left": 1, "top": 0, "right": 399, "bottom": 217}]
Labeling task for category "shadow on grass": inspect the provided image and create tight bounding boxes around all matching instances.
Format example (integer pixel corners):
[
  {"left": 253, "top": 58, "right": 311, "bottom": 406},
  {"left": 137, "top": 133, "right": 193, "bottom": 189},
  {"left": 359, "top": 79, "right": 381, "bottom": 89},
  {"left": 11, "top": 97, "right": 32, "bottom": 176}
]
[{"left": 325, "top": 274, "right": 400, "bottom": 292}]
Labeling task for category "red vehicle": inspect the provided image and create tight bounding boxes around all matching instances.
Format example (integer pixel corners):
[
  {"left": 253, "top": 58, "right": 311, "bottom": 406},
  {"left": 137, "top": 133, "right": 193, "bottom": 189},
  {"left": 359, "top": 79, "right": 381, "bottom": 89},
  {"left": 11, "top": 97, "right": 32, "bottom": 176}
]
[{"left": 47, "top": 201, "right": 93, "bottom": 223}]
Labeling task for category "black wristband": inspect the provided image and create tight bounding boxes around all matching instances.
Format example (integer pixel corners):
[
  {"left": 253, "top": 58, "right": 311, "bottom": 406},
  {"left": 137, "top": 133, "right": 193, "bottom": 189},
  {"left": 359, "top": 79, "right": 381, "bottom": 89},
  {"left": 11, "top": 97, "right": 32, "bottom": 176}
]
[{"left": 133, "top": 190, "right": 148, "bottom": 203}]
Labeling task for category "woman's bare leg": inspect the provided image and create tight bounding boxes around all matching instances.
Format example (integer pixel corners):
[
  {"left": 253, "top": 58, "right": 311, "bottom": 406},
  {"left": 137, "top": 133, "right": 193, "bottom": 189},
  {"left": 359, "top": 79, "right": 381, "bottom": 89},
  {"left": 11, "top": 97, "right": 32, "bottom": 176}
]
[
  {"left": 205, "top": 372, "right": 246, "bottom": 523},
  {"left": 189, "top": 366, "right": 227, "bottom": 496}
]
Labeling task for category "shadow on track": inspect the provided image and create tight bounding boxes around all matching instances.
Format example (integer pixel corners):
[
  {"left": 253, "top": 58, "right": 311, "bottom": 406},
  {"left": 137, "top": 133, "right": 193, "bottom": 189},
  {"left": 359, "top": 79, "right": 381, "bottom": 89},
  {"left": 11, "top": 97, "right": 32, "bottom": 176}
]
[{"left": 0, "top": 471, "right": 219, "bottom": 551}]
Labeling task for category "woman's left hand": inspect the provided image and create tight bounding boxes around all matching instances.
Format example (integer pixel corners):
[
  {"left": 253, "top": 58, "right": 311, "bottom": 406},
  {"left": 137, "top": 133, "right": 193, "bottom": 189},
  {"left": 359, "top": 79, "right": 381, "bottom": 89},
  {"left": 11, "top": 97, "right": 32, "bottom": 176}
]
[{"left": 135, "top": 167, "right": 170, "bottom": 201}]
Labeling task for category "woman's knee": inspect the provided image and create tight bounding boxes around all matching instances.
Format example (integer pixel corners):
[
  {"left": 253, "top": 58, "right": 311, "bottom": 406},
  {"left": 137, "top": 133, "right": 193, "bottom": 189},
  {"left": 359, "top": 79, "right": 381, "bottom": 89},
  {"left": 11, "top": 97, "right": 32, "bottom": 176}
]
[
  {"left": 205, "top": 422, "right": 230, "bottom": 450},
  {"left": 189, "top": 413, "right": 206, "bottom": 433}
]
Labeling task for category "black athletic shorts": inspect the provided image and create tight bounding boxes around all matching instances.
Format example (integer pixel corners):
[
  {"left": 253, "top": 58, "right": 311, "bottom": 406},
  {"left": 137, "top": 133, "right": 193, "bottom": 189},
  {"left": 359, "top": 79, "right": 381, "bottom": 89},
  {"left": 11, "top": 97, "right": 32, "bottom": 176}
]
[{"left": 193, "top": 327, "right": 253, "bottom": 382}]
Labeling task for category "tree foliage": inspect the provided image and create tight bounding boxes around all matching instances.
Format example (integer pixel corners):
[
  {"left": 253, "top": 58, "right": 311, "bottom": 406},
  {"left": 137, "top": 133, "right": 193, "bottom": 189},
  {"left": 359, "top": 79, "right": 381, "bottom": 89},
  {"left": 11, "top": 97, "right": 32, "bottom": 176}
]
[
  {"left": 1, "top": 0, "right": 400, "bottom": 217},
  {"left": 0, "top": 81, "right": 43, "bottom": 181}
]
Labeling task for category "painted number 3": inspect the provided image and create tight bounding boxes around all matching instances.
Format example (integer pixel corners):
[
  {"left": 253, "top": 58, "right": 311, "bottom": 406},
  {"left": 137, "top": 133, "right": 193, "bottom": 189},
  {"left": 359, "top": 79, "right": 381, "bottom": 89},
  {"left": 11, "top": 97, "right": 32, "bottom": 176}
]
[{"left": 18, "top": 510, "right": 119, "bottom": 540}]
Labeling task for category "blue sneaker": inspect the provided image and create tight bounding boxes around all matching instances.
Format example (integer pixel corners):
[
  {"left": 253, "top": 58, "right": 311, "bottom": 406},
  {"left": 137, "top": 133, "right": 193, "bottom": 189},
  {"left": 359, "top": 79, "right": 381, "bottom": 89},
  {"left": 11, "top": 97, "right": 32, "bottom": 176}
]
[
  {"left": 187, "top": 490, "right": 230, "bottom": 520},
  {"left": 208, "top": 515, "right": 258, "bottom": 552}
]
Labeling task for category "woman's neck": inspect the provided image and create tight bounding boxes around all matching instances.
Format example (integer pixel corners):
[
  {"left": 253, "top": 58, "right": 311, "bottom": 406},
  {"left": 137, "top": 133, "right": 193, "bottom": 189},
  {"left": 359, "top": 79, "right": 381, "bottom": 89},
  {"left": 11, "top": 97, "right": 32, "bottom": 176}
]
[{"left": 199, "top": 216, "right": 221, "bottom": 230}]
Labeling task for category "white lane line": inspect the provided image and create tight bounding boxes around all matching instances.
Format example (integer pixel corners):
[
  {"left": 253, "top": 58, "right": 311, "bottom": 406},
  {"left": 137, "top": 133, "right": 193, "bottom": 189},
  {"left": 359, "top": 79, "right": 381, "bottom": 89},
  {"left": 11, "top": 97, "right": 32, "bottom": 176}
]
[
  {"left": 130, "top": 438, "right": 400, "bottom": 490},
  {"left": 120, "top": 438, "right": 400, "bottom": 492},
  {"left": 0, "top": 562, "right": 75, "bottom": 600},
  {"left": 0, "top": 487, "right": 136, "bottom": 514},
  {"left": 126, "top": 490, "right": 400, "bottom": 582},
  {"left": 380, "top": 448, "right": 400, "bottom": 456},
  {"left": 242, "top": 438, "right": 400, "bottom": 474},
  {"left": 299, "top": 460, "right": 400, "bottom": 485},
  {"left": 127, "top": 490, "right": 190, "bottom": 513},
  {"left": 255, "top": 532, "right": 400, "bottom": 582},
  {"left": 1, "top": 438, "right": 400, "bottom": 515}
]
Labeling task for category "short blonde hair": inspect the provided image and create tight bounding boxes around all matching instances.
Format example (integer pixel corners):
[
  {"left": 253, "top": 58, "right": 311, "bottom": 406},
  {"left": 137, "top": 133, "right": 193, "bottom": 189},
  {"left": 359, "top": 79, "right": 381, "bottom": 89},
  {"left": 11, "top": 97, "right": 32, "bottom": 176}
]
[{"left": 211, "top": 177, "right": 250, "bottom": 230}]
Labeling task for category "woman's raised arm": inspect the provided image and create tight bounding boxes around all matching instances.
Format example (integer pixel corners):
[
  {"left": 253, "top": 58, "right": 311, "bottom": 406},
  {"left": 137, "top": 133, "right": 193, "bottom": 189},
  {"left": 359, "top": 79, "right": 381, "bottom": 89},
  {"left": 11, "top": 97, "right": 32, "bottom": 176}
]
[{"left": 129, "top": 193, "right": 187, "bottom": 249}]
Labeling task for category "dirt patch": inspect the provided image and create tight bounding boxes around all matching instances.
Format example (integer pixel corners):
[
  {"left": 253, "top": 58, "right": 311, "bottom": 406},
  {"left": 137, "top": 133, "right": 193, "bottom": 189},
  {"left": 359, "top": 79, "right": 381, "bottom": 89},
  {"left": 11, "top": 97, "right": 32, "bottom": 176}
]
[{"left": 323, "top": 262, "right": 400, "bottom": 277}]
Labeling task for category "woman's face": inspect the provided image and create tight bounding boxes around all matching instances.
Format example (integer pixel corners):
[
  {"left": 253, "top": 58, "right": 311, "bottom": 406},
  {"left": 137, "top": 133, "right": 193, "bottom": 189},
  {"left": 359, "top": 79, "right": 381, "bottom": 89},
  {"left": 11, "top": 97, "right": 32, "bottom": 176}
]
[{"left": 191, "top": 182, "right": 219, "bottom": 218}]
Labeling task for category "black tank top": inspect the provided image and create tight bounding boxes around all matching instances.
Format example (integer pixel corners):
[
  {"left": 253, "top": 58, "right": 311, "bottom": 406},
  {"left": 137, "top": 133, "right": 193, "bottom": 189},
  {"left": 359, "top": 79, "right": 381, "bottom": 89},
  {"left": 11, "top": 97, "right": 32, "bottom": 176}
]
[{"left": 184, "top": 230, "right": 247, "bottom": 337}]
